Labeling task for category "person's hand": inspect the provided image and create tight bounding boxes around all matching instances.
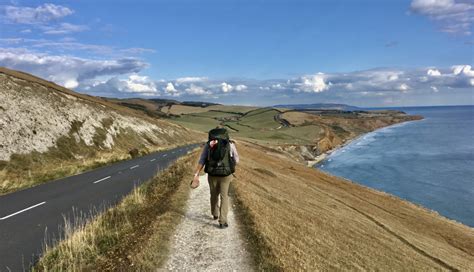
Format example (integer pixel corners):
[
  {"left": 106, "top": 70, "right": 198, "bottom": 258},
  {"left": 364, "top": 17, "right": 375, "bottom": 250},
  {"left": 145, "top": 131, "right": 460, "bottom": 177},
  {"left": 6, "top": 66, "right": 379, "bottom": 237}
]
[{"left": 190, "top": 174, "right": 200, "bottom": 189}]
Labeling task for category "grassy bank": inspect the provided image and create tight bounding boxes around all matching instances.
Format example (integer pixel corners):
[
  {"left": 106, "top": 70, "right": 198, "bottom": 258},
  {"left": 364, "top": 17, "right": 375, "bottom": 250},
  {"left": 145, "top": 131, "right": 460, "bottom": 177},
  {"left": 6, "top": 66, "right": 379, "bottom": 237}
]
[
  {"left": 35, "top": 152, "right": 196, "bottom": 271},
  {"left": 233, "top": 141, "right": 474, "bottom": 271},
  {"left": 0, "top": 124, "right": 188, "bottom": 195}
]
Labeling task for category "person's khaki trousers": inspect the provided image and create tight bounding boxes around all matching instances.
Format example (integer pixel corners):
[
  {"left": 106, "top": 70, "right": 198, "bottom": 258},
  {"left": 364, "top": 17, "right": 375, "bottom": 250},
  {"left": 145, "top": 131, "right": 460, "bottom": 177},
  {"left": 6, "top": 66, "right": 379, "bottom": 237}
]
[{"left": 208, "top": 175, "right": 232, "bottom": 224}]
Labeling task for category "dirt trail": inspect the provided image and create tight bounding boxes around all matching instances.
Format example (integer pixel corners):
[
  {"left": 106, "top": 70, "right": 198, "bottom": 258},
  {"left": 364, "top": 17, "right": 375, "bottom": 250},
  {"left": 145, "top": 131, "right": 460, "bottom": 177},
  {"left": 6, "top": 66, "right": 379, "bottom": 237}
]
[{"left": 161, "top": 174, "right": 253, "bottom": 271}]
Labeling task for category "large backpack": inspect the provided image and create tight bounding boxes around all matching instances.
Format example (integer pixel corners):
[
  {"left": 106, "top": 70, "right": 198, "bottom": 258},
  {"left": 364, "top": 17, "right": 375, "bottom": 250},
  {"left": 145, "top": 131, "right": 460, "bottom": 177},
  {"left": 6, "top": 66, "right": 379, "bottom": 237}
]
[{"left": 204, "top": 128, "right": 235, "bottom": 176}]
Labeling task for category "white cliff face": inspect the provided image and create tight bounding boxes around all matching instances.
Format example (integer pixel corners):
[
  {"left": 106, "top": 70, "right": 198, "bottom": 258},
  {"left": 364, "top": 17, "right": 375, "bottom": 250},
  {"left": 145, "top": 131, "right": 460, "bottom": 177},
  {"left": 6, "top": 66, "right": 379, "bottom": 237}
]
[{"left": 0, "top": 73, "right": 181, "bottom": 161}]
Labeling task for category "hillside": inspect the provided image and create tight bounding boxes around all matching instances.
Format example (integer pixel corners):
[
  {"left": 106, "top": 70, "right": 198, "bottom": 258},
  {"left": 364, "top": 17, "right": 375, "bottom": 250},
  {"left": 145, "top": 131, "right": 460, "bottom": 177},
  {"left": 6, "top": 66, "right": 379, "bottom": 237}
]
[
  {"left": 165, "top": 103, "right": 422, "bottom": 165},
  {"left": 274, "top": 103, "right": 360, "bottom": 111},
  {"left": 234, "top": 141, "right": 474, "bottom": 270},
  {"left": 0, "top": 67, "right": 203, "bottom": 194},
  {"left": 103, "top": 97, "right": 222, "bottom": 117}
]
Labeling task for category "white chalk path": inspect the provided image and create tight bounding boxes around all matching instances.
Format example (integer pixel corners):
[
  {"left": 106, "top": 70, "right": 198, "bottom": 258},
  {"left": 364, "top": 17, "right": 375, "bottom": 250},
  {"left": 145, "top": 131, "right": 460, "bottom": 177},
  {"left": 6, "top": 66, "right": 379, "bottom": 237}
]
[{"left": 161, "top": 174, "right": 253, "bottom": 271}]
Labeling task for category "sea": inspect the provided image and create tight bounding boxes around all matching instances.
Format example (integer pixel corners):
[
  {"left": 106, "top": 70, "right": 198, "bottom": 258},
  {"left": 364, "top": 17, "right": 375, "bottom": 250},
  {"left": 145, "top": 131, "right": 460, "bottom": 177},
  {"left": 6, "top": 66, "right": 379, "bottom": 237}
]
[{"left": 317, "top": 105, "right": 474, "bottom": 227}]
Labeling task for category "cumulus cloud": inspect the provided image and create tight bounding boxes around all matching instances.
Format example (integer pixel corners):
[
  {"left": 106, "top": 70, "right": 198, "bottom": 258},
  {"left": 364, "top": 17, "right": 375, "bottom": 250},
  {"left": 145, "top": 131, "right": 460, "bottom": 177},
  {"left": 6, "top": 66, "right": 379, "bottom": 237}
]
[
  {"left": 293, "top": 73, "right": 330, "bottom": 93},
  {"left": 397, "top": 83, "right": 410, "bottom": 92},
  {"left": 125, "top": 74, "right": 157, "bottom": 93},
  {"left": 2, "top": 3, "right": 73, "bottom": 24},
  {"left": 452, "top": 64, "right": 474, "bottom": 76},
  {"left": 84, "top": 74, "right": 158, "bottom": 96},
  {"left": 221, "top": 82, "right": 233, "bottom": 92},
  {"left": 164, "top": 82, "right": 180, "bottom": 96},
  {"left": 410, "top": 0, "right": 474, "bottom": 35},
  {"left": 185, "top": 84, "right": 211, "bottom": 95},
  {"left": 427, "top": 68, "right": 442, "bottom": 76},
  {"left": 0, "top": 47, "right": 472, "bottom": 104},
  {"left": 234, "top": 84, "right": 248, "bottom": 91}
]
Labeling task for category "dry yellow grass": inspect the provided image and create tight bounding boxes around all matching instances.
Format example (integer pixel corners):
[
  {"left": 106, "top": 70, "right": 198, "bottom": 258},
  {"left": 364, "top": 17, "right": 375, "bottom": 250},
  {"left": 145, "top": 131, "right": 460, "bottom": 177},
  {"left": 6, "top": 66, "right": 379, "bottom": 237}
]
[
  {"left": 281, "top": 111, "right": 321, "bottom": 126},
  {"left": 233, "top": 141, "right": 474, "bottom": 271},
  {"left": 35, "top": 153, "right": 196, "bottom": 271}
]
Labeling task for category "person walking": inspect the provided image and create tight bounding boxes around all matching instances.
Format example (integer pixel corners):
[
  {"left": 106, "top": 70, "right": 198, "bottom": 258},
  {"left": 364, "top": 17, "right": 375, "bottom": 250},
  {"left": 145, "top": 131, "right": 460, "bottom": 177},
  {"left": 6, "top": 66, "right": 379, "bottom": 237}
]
[{"left": 192, "top": 127, "right": 239, "bottom": 229}]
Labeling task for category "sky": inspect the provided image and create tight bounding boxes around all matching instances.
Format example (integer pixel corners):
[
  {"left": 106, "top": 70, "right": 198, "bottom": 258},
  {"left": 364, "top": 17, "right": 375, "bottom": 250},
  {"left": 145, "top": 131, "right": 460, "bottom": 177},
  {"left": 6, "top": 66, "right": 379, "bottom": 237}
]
[{"left": 0, "top": 0, "right": 473, "bottom": 107}]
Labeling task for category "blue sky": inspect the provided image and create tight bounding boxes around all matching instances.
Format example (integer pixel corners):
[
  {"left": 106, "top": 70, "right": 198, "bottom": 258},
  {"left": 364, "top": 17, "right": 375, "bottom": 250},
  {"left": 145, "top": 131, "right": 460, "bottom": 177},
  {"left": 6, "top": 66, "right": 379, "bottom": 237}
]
[{"left": 0, "top": 0, "right": 473, "bottom": 106}]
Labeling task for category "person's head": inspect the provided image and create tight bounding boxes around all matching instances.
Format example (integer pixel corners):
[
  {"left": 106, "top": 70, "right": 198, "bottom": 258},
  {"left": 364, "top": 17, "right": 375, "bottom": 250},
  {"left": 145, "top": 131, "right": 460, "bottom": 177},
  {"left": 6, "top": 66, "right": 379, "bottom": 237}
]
[{"left": 208, "top": 126, "right": 229, "bottom": 141}]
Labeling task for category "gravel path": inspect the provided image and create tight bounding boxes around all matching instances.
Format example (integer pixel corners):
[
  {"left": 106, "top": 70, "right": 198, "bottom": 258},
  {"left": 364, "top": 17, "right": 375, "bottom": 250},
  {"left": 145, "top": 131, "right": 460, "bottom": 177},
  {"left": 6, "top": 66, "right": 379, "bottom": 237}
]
[{"left": 161, "top": 174, "right": 253, "bottom": 271}]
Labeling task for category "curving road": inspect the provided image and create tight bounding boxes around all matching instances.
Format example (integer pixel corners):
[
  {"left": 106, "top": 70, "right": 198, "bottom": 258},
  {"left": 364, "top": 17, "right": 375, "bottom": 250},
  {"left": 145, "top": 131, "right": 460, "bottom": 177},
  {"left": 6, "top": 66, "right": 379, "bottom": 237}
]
[{"left": 0, "top": 143, "right": 201, "bottom": 271}]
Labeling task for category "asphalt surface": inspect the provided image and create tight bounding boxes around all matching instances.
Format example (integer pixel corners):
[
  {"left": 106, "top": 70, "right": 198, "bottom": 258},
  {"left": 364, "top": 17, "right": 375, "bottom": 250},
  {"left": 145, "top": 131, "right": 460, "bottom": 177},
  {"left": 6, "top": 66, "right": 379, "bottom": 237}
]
[{"left": 0, "top": 143, "right": 201, "bottom": 271}]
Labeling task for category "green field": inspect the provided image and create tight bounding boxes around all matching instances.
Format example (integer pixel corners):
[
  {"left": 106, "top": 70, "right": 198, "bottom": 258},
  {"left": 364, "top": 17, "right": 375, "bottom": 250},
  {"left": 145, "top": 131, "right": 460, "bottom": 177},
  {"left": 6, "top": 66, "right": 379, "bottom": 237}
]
[
  {"left": 170, "top": 115, "right": 221, "bottom": 132},
  {"left": 167, "top": 106, "right": 326, "bottom": 145},
  {"left": 187, "top": 111, "right": 241, "bottom": 119}
]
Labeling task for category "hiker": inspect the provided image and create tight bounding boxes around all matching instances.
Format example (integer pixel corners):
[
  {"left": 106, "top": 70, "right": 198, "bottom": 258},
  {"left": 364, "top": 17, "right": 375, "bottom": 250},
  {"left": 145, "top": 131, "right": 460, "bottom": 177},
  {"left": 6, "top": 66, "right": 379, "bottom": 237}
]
[{"left": 192, "top": 127, "right": 239, "bottom": 229}]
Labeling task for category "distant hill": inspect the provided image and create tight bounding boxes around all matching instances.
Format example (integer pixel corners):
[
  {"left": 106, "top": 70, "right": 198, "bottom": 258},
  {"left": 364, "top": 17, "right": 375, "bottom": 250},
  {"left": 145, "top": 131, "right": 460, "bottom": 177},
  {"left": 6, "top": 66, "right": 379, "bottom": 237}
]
[
  {"left": 274, "top": 103, "right": 360, "bottom": 111},
  {"left": 102, "top": 97, "right": 221, "bottom": 117}
]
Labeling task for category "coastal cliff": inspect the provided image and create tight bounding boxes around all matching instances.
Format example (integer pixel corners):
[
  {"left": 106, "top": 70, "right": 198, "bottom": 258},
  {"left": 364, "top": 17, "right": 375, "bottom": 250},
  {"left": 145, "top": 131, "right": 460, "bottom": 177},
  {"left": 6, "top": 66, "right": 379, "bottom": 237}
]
[
  {"left": 272, "top": 110, "right": 423, "bottom": 166},
  {"left": 0, "top": 67, "right": 201, "bottom": 193}
]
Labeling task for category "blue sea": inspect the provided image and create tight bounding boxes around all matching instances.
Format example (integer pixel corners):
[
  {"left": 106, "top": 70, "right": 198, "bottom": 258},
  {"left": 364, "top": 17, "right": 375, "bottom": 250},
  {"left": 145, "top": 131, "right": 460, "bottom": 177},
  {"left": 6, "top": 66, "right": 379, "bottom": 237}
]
[{"left": 318, "top": 106, "right": 474, "bottom": 227}]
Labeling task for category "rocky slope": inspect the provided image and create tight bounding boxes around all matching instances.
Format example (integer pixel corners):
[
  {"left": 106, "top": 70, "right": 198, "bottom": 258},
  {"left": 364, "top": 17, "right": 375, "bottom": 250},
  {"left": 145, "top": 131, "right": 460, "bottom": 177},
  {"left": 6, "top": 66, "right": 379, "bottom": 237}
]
[{"left": 0, "top": 67, "right": 202, "bottom": 193}]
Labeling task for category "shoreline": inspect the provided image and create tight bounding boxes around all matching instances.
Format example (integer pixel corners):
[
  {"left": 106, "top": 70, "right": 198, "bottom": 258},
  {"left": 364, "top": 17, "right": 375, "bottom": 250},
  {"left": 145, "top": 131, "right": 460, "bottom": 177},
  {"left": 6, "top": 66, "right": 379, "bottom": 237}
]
[
  {"left": 306, "top": 118, "right": 424, "bottom": 168},
  {"left": 305, "top": 116, "right": 474, "bottom": 228}
]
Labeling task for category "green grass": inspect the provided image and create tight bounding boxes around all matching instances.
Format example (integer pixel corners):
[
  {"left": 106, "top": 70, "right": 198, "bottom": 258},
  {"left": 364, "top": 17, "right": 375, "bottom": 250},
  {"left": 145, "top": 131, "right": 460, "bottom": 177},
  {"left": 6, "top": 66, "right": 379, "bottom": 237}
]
[
  {"left": 239, "top": 109, "right": 281, "bottom": 129},
  {"left": 169, "top": 115, "right": 221, "bottom": 132},
  {"left": 234, "top": 125, "right": 323, "bottom": 145},
  {"left": 168, "top": 107, "right": 326, "bottom": 145},
  {"left": 188, "top": 111, "right": 240, "bottom": 119}
]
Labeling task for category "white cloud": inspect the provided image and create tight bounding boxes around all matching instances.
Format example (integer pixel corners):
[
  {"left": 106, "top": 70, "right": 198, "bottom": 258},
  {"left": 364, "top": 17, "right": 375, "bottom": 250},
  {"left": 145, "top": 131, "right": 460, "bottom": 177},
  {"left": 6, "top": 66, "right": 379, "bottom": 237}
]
[
  {"left": 431, "top": 86, "right": 439, "bottom": 92},
  {"left": 398, "top": 83, "right": 410, "bottom": 92},
  {"left": 64, "top": 79, "right": 78, "bottom": 89},
  {"left": 294, "top": 73, "right": 330, "bottom": 93},
  {"left": 427, "top": 68, "right": 442, "bottom": 76},
  {"left": 175, "top": 77, "right": 207, "bottom": 84},
  {"left": 221, "top": 82, "right": 233, "bottom": 92},
  {"left": 452, "top": 65, "right": 474, "bottom": 76},
  {"left": 164, "top": 82, "right": 179, "bottom": 96},
  {"left": 42, "top": 22, "right": 88, "bottom": 35},
  {"left": 0, "top": 38, "right": 154, "bottom": 57},
  {"left": 125, "top": 74, "right": 157, "bottom": 93},
  {"left": 185, "top": 84, "right": 211, "bottom": 95},
  {"left": 234, "top": 84, "right": 248, "bottom": 91},
  {"left": 410, "top": 0, "right": 474, "bottom": 35},
  {"left": 3, "top": 3, "right": 73, "bottom": 24},
  {"left": 84, "top": 74, "right": 158, "bottom": 96},
  {"left": 0, "top": 48, "right": 147, "bottom": 89}
]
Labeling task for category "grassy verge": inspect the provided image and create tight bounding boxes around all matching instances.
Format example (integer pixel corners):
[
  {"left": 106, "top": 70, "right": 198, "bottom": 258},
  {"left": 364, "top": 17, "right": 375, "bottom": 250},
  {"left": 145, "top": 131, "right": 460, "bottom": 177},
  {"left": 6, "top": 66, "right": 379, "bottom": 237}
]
[
  {"left": 34, "top": 152, "right": 196, "bottom": 271},
  {"left": 231, "top": 185, "right": 283, "bottom": 271}
]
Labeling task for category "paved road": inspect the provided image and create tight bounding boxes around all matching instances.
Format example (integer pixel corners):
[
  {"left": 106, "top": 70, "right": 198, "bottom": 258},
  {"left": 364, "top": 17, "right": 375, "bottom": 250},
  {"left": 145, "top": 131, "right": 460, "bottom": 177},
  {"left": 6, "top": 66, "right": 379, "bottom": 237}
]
[{"left": 0, "top": 143, "right": 201, "bottom": 271}]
